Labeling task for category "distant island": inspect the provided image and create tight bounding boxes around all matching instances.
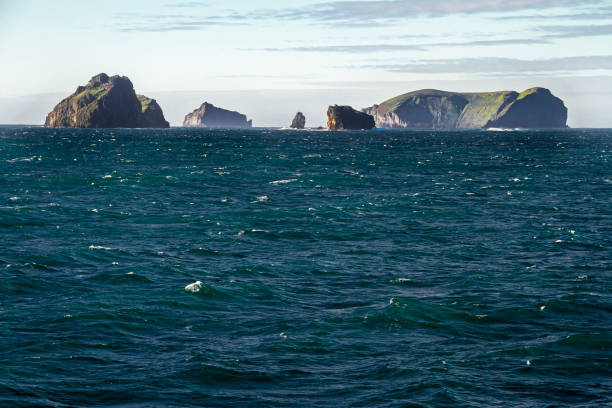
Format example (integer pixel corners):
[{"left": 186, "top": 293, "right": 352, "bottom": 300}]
[
  {"left": 327, "top": 105, "right": 376, "bottom": 130},
  {"left": 45, "top": 73, "right": 169, "bottom": 128},
  {"left": 363, "top": 88, "right": 567, "bottom": 129},
  {"left": 183, "top": 102, "right": 252, "bottom": 128},
  {"left": 42, "top": 74, "right": 568, "bottom": 130}
]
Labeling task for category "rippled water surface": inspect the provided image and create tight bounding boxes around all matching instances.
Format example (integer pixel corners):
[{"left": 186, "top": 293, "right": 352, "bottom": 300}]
[{"left": 1, "top": 127, "right": 610, "bottom": 407}]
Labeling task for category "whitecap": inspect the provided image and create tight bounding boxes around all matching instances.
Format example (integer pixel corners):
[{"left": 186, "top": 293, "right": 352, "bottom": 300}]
[
  {"left": 185, "top": 280, "right": 203, "bottom": 293},
  {"left": 255, "top": 195, "right": 268, "bottom": 202},
  {"left": 269, "top": 179, "right": 297, "bottom": 185},
  {"left": 6, "top": 156, "right": 38, "bottom": 163},
  {"left": 89, "top": 245, "right": 114, "bottom": 250},
  {"left": 102, "top": 175, "right": 112, "bottom": 179}
]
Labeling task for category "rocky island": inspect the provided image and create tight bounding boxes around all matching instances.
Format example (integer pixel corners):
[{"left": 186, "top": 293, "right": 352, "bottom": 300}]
[
  {"left": 290, "top": 112, "right": 306, "bottom": 129},
  {"left": 363, "top": 88, "right": 567, "bottom": 129},
  {"left": 45, "top": 73, "right": 169, "bottom": 128},
  {"left": 183, "top": 102, "right": 252, "bottom": 128},
  {"left": 327, "top": 105, "right": 375, "bottom": 130}
]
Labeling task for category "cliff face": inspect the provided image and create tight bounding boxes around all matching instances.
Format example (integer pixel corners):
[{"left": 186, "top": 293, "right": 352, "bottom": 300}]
[
  {"left": 364, "top": 88, "right": 567, "bottom": 129},
  {"left": 44, "top": 73, "right": 169, "bottom": 128},
  {"left": 137, "top": 95, "right": 170, "bottom": 128},
  {"left": 327, "top": 105, "right": 375, "bottom": 130},
  {"left": 484, "top": 88, "right": 568, "bottom": 128},
  {"left": 291, "top": 112, "right": 306, "bottom": 129},
  {"left": 183, "top": 102, "right": 252, "bottom": 128}
]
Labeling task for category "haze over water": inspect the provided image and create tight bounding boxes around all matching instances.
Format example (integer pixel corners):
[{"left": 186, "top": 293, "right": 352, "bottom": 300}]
[{"left": 1, "top": 128, "right": 610, "bottom": 407}]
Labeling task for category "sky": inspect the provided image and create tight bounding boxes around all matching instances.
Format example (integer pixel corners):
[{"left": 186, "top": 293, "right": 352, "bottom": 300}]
[{"left": 1, "top": 0, "right": 612, "bottom": 127}]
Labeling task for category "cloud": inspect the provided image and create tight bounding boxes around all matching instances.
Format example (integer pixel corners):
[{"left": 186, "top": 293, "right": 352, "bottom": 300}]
[
  {"left": 363, "top": 55, "right": 612, "bottom": 74},
  {"left": 254, "top": 38, "right": 550, "bottom": 53},
  {"left": 116, "top": 19, "right": 241, "bottom": 32},
  {"left": 541, "top": 24, "right": 612, "bottom": 38},
  {"left": 114, "top": 12, "right": 247, "bottom": 32},
  {"left": 115, "top": 0, "right": 612, "bottom": 33},
  {"left": 260, "top": 0, "right": 606, "bottom": 23},
  {"left": 496, "top": 4, "right": 612, "bottom": 20},
  {"left": 261, "top": 44, "right": 425, "bottom": 53},
  {"left": 164, "top": 1, "right": 209, "bottom": 7}
]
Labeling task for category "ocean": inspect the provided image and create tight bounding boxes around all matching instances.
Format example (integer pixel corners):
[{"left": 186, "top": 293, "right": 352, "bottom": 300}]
[{"left": 1, "top": 127, "right": 610, "bottom": 407}]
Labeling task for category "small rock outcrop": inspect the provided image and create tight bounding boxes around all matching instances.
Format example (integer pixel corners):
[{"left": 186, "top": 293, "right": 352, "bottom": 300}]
[
  {"left": 44, "top": 73, "right": 169, "bottom": 128},
  {"left": 363, "top": 88, "right": 567, "bottom": 129},
  {"left": 327, "top": 105, "right": 375, "bottom": 130},
  {"left": 290, "top": 112, "right": 306, "bottom": 129},
  {"left": 183, "top": 102, "right": 252, "bottom": 128}
]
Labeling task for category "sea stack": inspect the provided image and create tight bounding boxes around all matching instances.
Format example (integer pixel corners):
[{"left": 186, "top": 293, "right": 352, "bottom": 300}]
[
  {"left": 183, "top": 102, "right": 252, "bottom": 128},
  {"left": 44, "top": 73, "right": 169, "bottom": 128},
  {"left": 290, "top": 112, "right": 306, "bottom": 129},
  {"left": 327, "top": 105, "right": 375, "bottom": 130},
  {"left": 363, "top": 87, "right": 567, "bottom": 129}
]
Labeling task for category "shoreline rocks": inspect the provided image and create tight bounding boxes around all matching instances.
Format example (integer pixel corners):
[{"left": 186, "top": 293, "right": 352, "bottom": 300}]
[{"left": 44, "top": 73, "right": 169, "bottom": 128}]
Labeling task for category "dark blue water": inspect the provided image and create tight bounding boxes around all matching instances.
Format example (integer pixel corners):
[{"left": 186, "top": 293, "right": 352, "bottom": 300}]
[{"left": 1, "top": 127, "right": 610, "bottom": 407}]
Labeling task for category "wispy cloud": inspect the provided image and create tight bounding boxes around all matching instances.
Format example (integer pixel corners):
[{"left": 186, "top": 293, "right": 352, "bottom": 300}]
[
  {"left": 114, "top": 12, "right": 247, "bottom": 32},
  {"left": 260, "top": 44, "right": 425, "bottom": 53},
  {"left": 164, "top": 1, "right": 209, "bottom": 7},
  {"left": 116, "top": 0, "right": 611, "bottom": 32},
  {"left": 496, "top": 4, "right": 612, "bottom": 20},
  {"left": 117, "top": 20, "right": 242, "bottom": 32},
  {"left": 541, "top": 24, "right": 612, "bottom": 38},
  {"left": 259, "top": 0, "right": 605, "bottom": 23},
  {"left": 258, "top": 38, "right": 550, "bottom": 53},
  {"left": 363, "top": 55, "right": 612, "bottom": 74}
]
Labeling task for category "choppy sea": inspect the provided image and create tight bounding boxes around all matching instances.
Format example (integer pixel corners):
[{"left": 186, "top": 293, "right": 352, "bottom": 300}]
[{"left": 1, "top": 127, "right": 610, "bottom": 407}]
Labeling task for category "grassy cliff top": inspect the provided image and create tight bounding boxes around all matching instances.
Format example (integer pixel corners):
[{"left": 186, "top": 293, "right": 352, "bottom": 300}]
[
  {"left": 376, "top": 89, "right": 520, "bottom": 114},
  {"left": 137, "top": 95, "right": 154, "bottom": 113},
  {"left": 74, "top": 85, "right": 109, "bottom": 103},
  {"left": 517, "top": 87, "right": 547, "bottom": 100}
]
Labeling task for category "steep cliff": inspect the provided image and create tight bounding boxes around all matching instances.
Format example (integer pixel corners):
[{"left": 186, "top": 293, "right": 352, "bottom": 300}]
[
  {"left": 364, "top": 88, "right": 567, "bottom": 129},
  {"left": 44, "top": 73, "right": 170, "bottom": 128},
  {"left": 327, "top": 105, "right": 375, "bottom": 130},
  {"left": 183, "top": 102, "right": 252, "bottom": 128},
  {"left": 484, "top": 88, "right": 568, "bottom": 128},
  {"left": 137, "top": 95, "right": 170, "bottom": 128},
  {"left": 291, "top": 112, "right": 306, "bottom": 129}
]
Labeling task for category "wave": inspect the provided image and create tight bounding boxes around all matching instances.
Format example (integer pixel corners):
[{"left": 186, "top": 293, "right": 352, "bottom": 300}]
[{"left": 269, "top": 179, "right": 297, "bottom": 185}]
